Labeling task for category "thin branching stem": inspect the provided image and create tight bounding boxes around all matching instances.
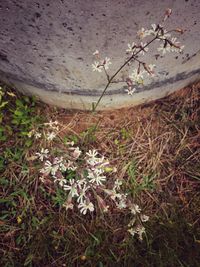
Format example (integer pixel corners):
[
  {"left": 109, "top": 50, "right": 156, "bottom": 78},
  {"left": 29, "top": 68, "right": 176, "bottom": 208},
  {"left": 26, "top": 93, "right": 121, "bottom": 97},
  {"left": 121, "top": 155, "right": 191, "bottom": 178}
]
[{"left": 93, "top": 36, "right": 158, "bottom": 111}]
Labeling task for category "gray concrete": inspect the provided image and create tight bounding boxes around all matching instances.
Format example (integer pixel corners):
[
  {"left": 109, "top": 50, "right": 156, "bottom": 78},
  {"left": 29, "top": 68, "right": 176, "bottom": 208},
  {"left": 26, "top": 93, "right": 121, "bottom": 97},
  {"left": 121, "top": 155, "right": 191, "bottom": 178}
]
[{"left": 0, "top": 0, "right": 199, "bottom": 110}]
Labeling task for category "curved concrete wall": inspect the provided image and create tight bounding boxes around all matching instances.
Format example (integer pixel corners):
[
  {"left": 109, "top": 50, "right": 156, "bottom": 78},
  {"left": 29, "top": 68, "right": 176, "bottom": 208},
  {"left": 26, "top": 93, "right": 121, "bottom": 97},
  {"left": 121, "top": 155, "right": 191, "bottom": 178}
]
[{"left": 0, "top": 0, "right": 199, "bottom": 110}]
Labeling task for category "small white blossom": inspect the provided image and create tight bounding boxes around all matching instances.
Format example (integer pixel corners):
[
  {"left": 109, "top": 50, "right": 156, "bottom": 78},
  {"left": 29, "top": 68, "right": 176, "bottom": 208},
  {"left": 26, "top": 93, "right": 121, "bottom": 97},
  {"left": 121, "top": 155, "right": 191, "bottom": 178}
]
[
  {"left": 114, "top": 179, "right": 123, "bottom": 190},
  {"left": 136, "top": 225, "right": 145, "bottom": 240},
  {"left": 63, "top": 179, "right": 78, "bottom": 198},
  {"left": 92, "top": 61, "right": 103, "bottom": 72},
  {"left": 77, "top": 184, "right": 89, "bottom": 203},
  {"left": 71, "top": 146, "right": 82, "bottom": 159},
  {"left": 130, "top": 204, "right": 141, "bottom": 215},
  {"left": 86, "top": 149, "right": 98, "bottom": 159},
  {"left": 128, "top": 227, "right": 137, "bottom": 237},
  {"left": 148, "top": 24, "right": 158, "bottom": 36},
  {"left": 137, "top": 28, "right": 151, "bottom": 39},
  {"left": 47, "top": 132, "right": 56, "bottom": 141},
  {"left": 44, "top": 120, "right": 59, "bottom": 129},
  {"left": 125, "top": 87, "right": 136, "bottom": 96},
  {"left": 77, "top": 179, "right": 87, "bottom": 187},
  {"left": 86, "top": 149, "right": 101, "bottom": 166},
  {"left": 65, "top": 160, "right": 77, "bottom": 171},
  {"left": 140, "top": 214, "right": 149, "bottom": 222},
  {"left": 126, "top": 42, "right": 136, "bottom": 54},
  {"left": 158, "top": 29, "right": 171, "bottom": 40},
  {"left": 145, "top": 64, "right": 156, "bottom": 77},
  {"left": 78, "top": 200, "right": 94, "bottom": 215},
  {"left": 129, "top": 69, "right": 144, "bottom": 84},
  {"left": 128, "top": 225, "right": 145, "bottom": 240},
  {"left": 36, "top": 148, "right": 49, "bottom": 162},
  {"left": 157, "top": 44, "right": 171, "bottom": 55},
  {"left": 58, "top": 177, "right": 67, "bottom": 187},
  {"left": 34, "top": 132, "right": 42, "bottom": 139},
  {"left": 59, "top": 162, "right": 67, "bottom": 172},
  {"left": 170, "top": 37, "right": 184, "bottom": 52},
  {"left": 128, "top": 217, "right": 136, "bottom": 227},
  {"left": 93, "top": 50, "right": 99, "bottom": 56},
  {"left": 117, "top": 200, "right": 127, "bottom": 209},
  {"left": 63, "top": 201, "right": 74, "bottom": 211},
  {"left": 139, "top": 42, "right": 149, "bottom": 55},
  {"left": 87, "top": 169, "right": 106, "bottom": 186},
  {"left": 39, "top": 176, "right": 45, "bottom": 183},
  {"left": 110, "top": 191, "right": 123, "bottom": 202},
  {"left": 104, "top": 57, "right": 112, "bottom": 70},
  {"left": 40, "top": 160, "right": 59, "bottom": 176}
]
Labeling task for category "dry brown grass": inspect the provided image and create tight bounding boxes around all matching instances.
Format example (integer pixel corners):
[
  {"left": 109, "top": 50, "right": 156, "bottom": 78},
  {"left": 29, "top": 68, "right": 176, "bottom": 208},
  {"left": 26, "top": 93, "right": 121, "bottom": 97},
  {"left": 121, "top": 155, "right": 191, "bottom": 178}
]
[{"left": 0, "top": 81, "right": 200, "bottom": 266}]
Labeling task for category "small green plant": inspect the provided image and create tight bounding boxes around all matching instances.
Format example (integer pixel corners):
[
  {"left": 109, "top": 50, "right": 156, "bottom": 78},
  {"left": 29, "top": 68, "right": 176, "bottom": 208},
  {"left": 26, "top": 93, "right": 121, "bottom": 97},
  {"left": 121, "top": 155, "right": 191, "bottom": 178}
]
[{"left": 128, "top": 161, "right": 155, "bottom": 195}]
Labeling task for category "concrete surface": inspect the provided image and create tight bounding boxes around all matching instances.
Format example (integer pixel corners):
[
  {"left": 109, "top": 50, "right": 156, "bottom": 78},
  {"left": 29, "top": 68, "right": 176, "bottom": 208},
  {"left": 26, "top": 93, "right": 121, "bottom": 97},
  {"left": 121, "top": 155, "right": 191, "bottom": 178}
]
[{"left": 0, "top": 0, "right": 199, "bottom": 110}]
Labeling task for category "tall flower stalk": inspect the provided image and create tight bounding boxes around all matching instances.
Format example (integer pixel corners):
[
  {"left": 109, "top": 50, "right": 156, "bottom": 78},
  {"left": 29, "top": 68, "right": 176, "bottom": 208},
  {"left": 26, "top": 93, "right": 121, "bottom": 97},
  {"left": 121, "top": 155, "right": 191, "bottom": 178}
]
[{"left": 91, "top": 9, "right": 184, "bottom": 111}]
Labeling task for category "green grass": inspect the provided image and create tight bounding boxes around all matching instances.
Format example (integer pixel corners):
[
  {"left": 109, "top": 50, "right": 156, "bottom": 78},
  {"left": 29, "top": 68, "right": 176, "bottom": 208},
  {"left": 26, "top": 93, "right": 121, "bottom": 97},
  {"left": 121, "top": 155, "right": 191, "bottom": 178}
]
[{"left": 0, "top": 82, "right": 200, "bottom": 266}]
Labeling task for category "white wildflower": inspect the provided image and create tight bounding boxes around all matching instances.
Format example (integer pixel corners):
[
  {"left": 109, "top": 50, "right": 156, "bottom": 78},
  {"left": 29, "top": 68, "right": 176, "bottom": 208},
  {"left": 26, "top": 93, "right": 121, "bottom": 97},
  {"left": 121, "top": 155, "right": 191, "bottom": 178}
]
[
  {"left": 68, "top": 165, "right": 77, "bottom": 171},
  {"left": 150, "top": 23, "right": 158, "bottom": 35},
  {"left": 140, "top": 214, "right": 149, "bottom": 222},
  {"left": 87, "top": 169, "right": 106, "bottom": 186},
  {"left": 58, "top": 177, "right": 67, "bottom": 187},
  {"left": 137, "top": 27, "right": 151, "bottom": 39},
  {"left": 136, "top": 225, "right": 145, "bottom": 240},
  {"left": 78, "top": 200, "right": 94, "bottom": 215},
  {"left": 125, "top": 87, "right": 136, "bottom": 96},
  {"left": 110, "top": 191, "right": 123, "bottom": 202},
  {"left": 59, "top": 162, "right": 67, "bottom": 172},
  {"left": 114, "top": 179, "right": 123, "bottom": 190},
  {"left": 36, "top": 148, "right": 49, "bottom": 162},
  {"left": 86, "top": 149, "right": 98, "bottom": 159},
  {"left": 92, "top": 61, "right": 103, "bottom": 72},
  {"left": 104, "top": 57, "right": 112, "bottom": 70},
  {"left": 63, "top": 201, "right": 74, "bottom": 211},
  {"left": 117, "top": 200, "right": 127, "bottom": 209},
  {"left": 53, "top": 157, "right": 64, "bottom": 165},
  {"left": 71, "top": 146, "right": 82, "bottom": 159},
  {"left": 39, "top": 176, "right": 45, "bottom": 183},
  {"left": 145, "top": 64, "right": 156, "bottom": 77},
  {"left": 157, "top": 43, "right": 171, "bottom": 55},
  {"left": 139, "top": 42, "right": 149, "bottom": 55},
  {"left": 130, "top": 204, "right": 141, "bottom": 215},
  {"left": 170, "top": 37, "right": 184, "bottom": 52},
  {"left": 34, "top": 132, "right": 42, "bottom": 139},
  {"left": 93, "top": 50, "right": 99, "bottom": 56},
  {"left": 158, "top": 29, "right": 171, "bottom": 40},
  {"left": 77, "top": 184, "right": 89, "bottom": 203},
  {"left": 47, "top": 132, "right": 56, "bottom": 141},
  {"left": 63, "top": 179, "right": 78, "bottom": 197},
  {"left": 128, "top": 227, "right": 137, "bottom": 237},
  {"left": 77, "top": 179, "right": 87, "bottom": 187},
  {"left": 40, "top": 160, "right": 59, "bottom": 176},
  {"left": 126, "top": 42, "right": 136, "bottom": 54},
  {"left": 85, "top": 149, "right": 101, "bottom": 166},
  {"left": 128, "top": 225, "right": 145, "bottom": 240},
  {"left": 128, "top": 217, "right": 136, "bottom": 227},
  {"left": 44, "top": 120, "right": 59, "bottom": 129},
  {"left": 129, "top": 69, "right": 144, "bottom": 84}
]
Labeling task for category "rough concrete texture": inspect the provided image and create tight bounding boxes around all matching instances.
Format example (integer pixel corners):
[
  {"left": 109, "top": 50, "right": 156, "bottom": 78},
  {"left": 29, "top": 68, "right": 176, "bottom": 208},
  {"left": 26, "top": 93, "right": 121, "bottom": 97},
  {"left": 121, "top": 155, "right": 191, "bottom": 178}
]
[{"left": 0, "top": 0, "right": 199, "bottom": 110}]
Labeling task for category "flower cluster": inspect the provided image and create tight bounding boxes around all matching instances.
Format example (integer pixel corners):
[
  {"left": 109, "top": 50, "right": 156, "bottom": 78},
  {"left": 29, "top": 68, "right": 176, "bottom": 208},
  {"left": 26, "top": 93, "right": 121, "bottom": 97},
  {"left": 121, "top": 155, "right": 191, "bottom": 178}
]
[
  {"left": 35, "top": 144, "right": 149, "bottom": 240},
  {"left": 92, "top": 50, "right": 112, "bottom": 73},
  {"left": 91, "top": 9, "right": 184, "bottom": 100},
  {"left": 28, "top": 120, "right": 59, "bottom": 141}
]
